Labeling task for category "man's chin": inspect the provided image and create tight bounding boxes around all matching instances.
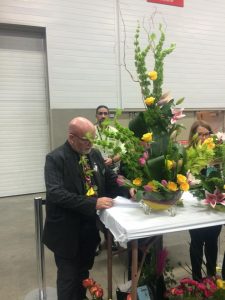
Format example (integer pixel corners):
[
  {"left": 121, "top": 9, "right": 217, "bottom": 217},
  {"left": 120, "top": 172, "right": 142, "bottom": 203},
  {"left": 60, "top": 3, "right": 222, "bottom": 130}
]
[{"left": 81, "top": 149, "right": 91, "bottom": 155}]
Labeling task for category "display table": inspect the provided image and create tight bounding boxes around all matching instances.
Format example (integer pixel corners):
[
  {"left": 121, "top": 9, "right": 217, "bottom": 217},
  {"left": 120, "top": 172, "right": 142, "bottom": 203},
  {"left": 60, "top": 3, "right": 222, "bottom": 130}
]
[{"left": 99, "top": 192, "right": 225, "bottom": 299}]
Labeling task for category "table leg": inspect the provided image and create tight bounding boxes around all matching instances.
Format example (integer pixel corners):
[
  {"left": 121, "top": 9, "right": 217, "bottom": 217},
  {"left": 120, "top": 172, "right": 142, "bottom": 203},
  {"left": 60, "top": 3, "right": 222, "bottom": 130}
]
[
  {"left": 131, "top": 240, "right": 138, "bottom": 300},
  {"left": 107, "top": 230, "right": 113, "bottom": 299}
]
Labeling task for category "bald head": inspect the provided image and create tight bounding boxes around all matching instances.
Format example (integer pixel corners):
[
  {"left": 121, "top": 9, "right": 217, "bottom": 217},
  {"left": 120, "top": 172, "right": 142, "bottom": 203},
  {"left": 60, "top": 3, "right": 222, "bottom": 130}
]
[
  {"left": 68, "top": 117, "right": 95, "bottom": 136},
  {"left": 68, "top": 117, "right": 96, "bottom": 154}
]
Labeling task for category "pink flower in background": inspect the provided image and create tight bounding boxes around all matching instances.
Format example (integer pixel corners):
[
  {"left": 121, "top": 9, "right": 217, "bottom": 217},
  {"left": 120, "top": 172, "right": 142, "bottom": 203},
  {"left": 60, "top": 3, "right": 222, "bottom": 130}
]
[
  {"left": 161, "top": 179, "right": 168, "bottom": 186},
  {"left": 171, "top": 108, "right": 185, "bottom": 124},
  {"left": 143, "top": 184, "right": 153, "bottom": 192},
  {"left": 202, "top": 189, "right": 225, "bottom": 208},
  {"left": 139, "top": 157, "right": 146, "bottom": 166},
  {"left": 156, "top": 248, "right": 168, "bottom": 277},
  {"left": 142, "top": 151, "right": 149, "bottom": 160}
]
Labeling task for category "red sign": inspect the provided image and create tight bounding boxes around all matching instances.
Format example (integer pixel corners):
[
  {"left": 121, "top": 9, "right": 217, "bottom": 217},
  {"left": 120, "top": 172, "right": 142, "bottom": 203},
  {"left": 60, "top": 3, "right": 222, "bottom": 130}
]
[{"left": 147, "top": 0, "right": 184, "bottom": 7}]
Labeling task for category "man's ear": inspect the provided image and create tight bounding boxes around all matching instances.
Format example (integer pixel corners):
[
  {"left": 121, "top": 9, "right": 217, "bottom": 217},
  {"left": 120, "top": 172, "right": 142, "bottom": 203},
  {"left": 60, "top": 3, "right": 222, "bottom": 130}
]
[{"left": 68, "top": 133, "right": 74, "bottom": 145}]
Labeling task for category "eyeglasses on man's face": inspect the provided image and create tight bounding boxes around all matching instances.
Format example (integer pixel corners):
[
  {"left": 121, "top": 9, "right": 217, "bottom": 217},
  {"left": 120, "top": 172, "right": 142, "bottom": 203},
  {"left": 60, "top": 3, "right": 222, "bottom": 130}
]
[{"left": 70, "top": 133, "right": 93, "bottom": 143}]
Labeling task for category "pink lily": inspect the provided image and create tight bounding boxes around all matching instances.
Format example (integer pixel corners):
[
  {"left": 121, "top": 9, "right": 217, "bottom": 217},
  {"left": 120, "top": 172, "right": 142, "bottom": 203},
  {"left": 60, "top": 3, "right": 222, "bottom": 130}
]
[
  {"left": 202, "top": 189, "right": 225, "bottom": 208},
  {"left": 171, "top": 108, "right": 185, "bottom": 124}
]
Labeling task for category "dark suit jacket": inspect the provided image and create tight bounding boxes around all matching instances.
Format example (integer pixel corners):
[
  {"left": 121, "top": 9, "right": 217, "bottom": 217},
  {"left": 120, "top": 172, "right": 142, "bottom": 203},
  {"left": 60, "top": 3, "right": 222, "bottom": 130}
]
[{"left": 42, "top": 141, "right": 129, "bottom": 258}]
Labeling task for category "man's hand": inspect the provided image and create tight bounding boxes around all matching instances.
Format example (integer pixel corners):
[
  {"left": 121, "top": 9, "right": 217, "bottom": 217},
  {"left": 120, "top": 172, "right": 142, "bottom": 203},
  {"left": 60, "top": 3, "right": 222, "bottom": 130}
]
[
  {"left": 96, "top": 197, "right": 113, "bottom": 210},
  {"left": 104, "top": 157, "right": 113, "bottom": 166}
]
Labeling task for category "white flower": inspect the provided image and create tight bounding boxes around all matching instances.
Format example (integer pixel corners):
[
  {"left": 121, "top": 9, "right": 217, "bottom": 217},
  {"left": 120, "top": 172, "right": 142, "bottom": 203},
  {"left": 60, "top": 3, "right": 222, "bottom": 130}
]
[{"left": 215, "top": 132, "right": 225, "bottom": 142}]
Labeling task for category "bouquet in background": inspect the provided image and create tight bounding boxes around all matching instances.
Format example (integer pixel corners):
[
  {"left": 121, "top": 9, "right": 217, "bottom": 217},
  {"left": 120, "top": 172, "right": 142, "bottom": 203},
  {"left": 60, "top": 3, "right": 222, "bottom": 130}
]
[
  {"left": 82, "top": 278, "right": 104, "bottom": 300},
  {"left": 167, "top": 277, "right": 225, "bottom": 300},
  {"left": 187, "top": 132, "right": 225, "bottom": 210}
]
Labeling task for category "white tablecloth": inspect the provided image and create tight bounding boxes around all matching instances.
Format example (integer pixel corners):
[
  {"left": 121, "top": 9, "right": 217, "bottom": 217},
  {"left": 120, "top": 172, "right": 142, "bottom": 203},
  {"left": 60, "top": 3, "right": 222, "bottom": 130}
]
[{"left": 99, "top": 192, "right": 225, "bottom": 245}]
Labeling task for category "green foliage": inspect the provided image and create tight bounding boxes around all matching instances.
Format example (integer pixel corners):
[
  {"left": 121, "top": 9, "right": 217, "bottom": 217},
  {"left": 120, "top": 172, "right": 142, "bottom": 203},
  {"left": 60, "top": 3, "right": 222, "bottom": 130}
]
[
  {"left": 152, "top": 24, "right": 176, "bottom": 101},
  {"left": 138, "top": 247, "right": 176, "bottom": 290},
  {"left": 94, "top": 111, "right": 146, "bottom": 180},
  {"left": 185, "top": 143, "right": 215, "bottom": 175},
  {"left": 211, "top": 288, "right": 225, "bottom": 299},
  {"left": 134, "top": 22, "right": 175, "bottom": 101}
]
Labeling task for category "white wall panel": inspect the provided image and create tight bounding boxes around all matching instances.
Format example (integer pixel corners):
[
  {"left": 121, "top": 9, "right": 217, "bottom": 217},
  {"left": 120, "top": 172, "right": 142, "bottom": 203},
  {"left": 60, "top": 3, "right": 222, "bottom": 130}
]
[
  {"left": 0, "top": 0, "right": 225, "bottom": 110},
  {"left": 0, "top": 30, "right": 49, "bottom": 197},
  {"left": 119, "top": 0, "right": 225, "bottom": 109}
]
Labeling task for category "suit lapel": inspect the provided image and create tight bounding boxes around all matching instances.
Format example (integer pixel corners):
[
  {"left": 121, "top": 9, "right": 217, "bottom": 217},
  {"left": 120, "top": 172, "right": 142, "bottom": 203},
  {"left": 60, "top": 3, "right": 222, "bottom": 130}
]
[{"left": 64, "top": 142, "right": 85, "bottom": 194}]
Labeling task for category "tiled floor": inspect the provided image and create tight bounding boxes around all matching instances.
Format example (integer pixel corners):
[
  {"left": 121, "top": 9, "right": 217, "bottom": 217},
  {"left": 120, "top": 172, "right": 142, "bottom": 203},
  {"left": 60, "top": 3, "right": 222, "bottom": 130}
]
[{"left": 0, "top": 194, "right": 224, "bottom": 300}]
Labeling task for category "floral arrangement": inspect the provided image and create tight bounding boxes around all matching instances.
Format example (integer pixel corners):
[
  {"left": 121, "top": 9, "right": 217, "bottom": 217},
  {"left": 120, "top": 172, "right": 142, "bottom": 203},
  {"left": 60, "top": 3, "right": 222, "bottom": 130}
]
[
  {"left": 94, "top": 22, "right": 224, "bottom": 208},
  {"left": 94, "top": 22, "right": 190, "bottom": 203},
  {"left": 166, "top": 277, "right": 225, "bottom": 300},
  {"left": 186, "top": 132, "right": 225, "bottom": 210},
  {"left": 82, "top": 278, "right": 104, "bottom": 300}
]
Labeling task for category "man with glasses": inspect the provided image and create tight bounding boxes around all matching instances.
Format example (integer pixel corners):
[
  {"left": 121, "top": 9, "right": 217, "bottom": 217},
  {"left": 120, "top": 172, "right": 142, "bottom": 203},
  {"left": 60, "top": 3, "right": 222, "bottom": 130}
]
[{"left": 43, "top": 117, "right": 135, "bottom": 300}]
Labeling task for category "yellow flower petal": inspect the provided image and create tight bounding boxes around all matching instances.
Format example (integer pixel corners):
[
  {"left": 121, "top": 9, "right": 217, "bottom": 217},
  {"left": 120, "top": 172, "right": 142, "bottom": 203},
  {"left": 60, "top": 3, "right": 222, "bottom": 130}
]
[
  {"left": 86, "top": 187, "right": 95, "bottom": 196},
  {"left": 180, "top": 182, "right": 189, "bottom": 191},
  {"left": 148, "top": 71, "right": 158, "bottom": 81},
  {"left": 177, "top": 174, "right": 187, "bottom": 184},
  {"left": 141, "top": 132, "right": 153, "bottom": 142},
  {"left": 216, "top": 279, "right": 225, "bottom": 289},
  {"left": 144, "top": 97, "right": 155, "bottom": 106},
  {"left": 166, "top": 160, "right": 174, "bottom": 170},
  {"left": 167, "top": 181, "right": 178, "bottom": 192},
  {"left": 132, "top": 178, "right": 142, "bottom": 187}
]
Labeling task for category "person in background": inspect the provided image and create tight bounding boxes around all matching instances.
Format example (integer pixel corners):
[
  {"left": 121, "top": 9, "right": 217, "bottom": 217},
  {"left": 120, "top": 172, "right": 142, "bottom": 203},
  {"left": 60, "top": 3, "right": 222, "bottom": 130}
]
[
  {"left": 95, "top": 105, "right": 121, "bottom": 173},
  {"left": 188, "top": 120, "right": 222, "bottom": 281},
  {"left": 95, "top": 105, "right": 125, "bottom": 252},
  {"left": 42, "top": 117, "right": 135, "bottom": 300}
]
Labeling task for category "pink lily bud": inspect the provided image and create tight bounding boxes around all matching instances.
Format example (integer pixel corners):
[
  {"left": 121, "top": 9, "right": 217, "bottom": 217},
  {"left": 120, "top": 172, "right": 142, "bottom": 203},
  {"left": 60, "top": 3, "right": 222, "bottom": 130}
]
[
  {"left": 139, "top": 157, "right": 146, "bottom": 166},
  {"left": 161, "top": 180, "right": 168, "bottom": 186},
  {"left": 142, "top": 151, "right": 149, "bottom": 160},
  {"left": 144, "top": 184, "right": 153, "bottom": 192}
]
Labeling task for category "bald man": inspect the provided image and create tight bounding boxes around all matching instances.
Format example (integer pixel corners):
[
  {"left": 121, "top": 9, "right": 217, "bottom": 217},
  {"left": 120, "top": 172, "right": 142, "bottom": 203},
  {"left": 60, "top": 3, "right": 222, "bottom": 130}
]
[{"left": 43, "top": 117, "right": 134, "bottom": 300}]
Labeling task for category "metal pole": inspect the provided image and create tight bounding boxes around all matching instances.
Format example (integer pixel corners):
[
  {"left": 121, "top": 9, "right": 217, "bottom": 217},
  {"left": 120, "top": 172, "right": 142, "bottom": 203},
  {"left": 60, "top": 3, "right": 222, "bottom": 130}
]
[{"left": 34, "top": 197, "right": 47, "bottom": 300}]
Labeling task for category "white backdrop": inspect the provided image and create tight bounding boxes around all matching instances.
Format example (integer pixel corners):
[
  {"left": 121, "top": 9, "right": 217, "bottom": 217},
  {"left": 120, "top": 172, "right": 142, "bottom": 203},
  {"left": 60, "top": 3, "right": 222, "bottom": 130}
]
[{"left": 0, "top": 0, "right": 225, "bottom": 110}]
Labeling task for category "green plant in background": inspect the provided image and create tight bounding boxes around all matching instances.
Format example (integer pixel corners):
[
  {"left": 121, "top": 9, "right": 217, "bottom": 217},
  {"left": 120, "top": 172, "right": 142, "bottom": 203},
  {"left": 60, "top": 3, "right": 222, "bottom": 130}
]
[
  {"left": 130, "top": 22, "right": 184, "bottom": 151},
  {"left": 138, "top": 247, "right": 176, "bottom": 299},
  {"left": 186, "top": 133, "right": 225, "bottom": 210}
]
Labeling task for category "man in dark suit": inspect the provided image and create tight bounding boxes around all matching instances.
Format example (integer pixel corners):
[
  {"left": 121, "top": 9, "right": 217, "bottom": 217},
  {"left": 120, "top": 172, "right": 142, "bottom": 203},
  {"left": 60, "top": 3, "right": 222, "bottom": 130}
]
[{"left": 43, "top": 117, "right": 134, "bottom": 300}]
